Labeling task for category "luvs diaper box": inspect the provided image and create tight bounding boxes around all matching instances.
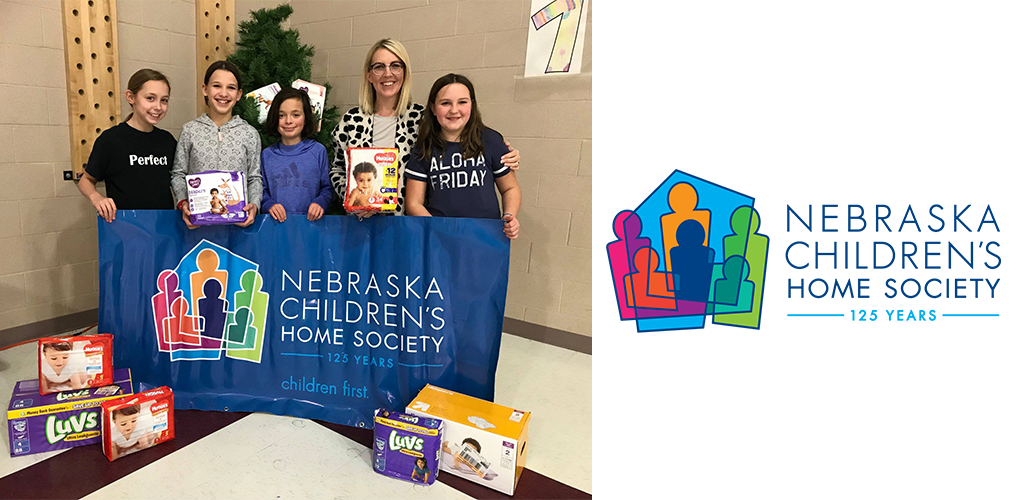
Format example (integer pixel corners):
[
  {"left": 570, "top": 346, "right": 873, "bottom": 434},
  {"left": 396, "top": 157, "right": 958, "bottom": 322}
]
[
  {"left": 8, "top": 368, "right": 132, "bottom": 457},
  {"left": 101, "top": 386, "right": 175, "bottom": 461},
  {"left": 37, "top": 333, "right": 114, "bottom": 395},
  {"left": 372, "top": 409, "right": 444, "bottom": 485},
  {"left": 186, "top": 171, "right": 247, "bottom": 225},
  {"left": 407, "top": 385, "right": 531, "bottom": 495}
]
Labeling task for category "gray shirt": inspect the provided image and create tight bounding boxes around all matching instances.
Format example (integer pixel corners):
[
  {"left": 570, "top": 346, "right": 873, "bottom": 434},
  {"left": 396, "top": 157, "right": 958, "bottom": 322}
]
[
  {"left": 372, "top": 114, "right": 398, "bottom": 148},
  {"left": 171, "top": 113, "right": 263, "bottom": 209}
]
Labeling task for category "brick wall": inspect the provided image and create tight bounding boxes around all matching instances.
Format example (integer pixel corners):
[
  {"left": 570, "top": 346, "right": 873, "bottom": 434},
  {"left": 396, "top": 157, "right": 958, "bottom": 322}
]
[{"left": 238, "top": 0, "right": 593, "bottom": 335}]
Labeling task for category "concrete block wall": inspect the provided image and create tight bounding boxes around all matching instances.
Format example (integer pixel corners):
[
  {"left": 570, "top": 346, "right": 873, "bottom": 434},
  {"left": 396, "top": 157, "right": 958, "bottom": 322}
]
[
  {"left": 0, "top": 0, "right": 196, "bottom": 331},
  {"left": 115, "top": 0, "right": 197, "bottom": 138},
  {"left": 257, "top": 0, "right": 593, "bottom": 335},
  {"left": 0, "top": 0, "right": 98, "bottom": 329}
]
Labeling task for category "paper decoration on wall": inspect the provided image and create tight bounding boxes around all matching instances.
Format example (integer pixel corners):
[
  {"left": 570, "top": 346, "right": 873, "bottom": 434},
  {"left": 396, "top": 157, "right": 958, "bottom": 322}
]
[{"left": 525, "top": 0, "right": 589, "bottom": 77}]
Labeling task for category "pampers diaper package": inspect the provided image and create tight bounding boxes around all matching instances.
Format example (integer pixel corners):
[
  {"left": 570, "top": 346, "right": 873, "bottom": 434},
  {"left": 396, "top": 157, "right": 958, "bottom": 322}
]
[
  {"left": 186, "top": 170, "right": 247, "bottom": 225},
  {"left": 38, "top": 334, "right": 113, "bottom": 395},
  {"left": 344, "top": 148, "right": 399, "bottom": 212},
  {"left": 372, "top": 409, "right": 444, "bottom": 485},
  {"left": 407, "top": 385, "right": 531, "bottom": 495},
  {"left": 8, "top": 368, "right": 132, "bottom": 457},
  {"left": 101, "top": 387, "right": 175, "bottom": 461}
]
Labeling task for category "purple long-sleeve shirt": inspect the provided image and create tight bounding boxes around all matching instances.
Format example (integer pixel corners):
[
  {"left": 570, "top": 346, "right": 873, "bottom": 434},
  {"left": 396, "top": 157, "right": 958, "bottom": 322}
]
[{"left": 260, "top": 139, "right": 334, "bottom": 214}]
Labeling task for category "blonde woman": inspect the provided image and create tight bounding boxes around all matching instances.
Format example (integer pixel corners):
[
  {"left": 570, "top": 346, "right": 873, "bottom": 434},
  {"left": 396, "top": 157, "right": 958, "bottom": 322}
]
[{"left": 329, "top": 38, "right": 520, "bottom": 216}]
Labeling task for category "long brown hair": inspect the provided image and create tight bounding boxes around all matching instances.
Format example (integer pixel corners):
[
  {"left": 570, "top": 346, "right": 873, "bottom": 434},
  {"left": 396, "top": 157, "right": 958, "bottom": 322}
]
[
  {"left": 125, "top": 68, "right": 170, "bottom": 121},
  {"left": 416, "top": 73, "right": 486, "bottom": 160}
]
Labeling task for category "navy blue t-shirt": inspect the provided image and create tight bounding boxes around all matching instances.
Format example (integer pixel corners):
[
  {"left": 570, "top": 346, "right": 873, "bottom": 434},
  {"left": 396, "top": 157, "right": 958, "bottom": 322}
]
[{"left": 404, "top": 128, "right": 511, "bottom": 219}]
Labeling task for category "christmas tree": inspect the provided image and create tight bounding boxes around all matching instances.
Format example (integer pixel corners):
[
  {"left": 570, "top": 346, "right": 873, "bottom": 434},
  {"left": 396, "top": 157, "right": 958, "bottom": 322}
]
[{"left": 228, "top": 4, "right": 340, "bottom": 158}]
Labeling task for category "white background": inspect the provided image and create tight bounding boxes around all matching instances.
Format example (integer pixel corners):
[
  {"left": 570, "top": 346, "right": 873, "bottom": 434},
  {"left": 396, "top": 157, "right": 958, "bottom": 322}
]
[{"left": 593, "top": 1, "right": 1022, "bottom": 498}]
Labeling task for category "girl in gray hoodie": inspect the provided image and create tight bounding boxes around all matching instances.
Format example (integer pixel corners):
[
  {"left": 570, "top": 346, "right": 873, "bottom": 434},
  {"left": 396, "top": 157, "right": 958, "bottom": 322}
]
[{"left": 171, "top": 60, "right": 262, "bottom": 228}]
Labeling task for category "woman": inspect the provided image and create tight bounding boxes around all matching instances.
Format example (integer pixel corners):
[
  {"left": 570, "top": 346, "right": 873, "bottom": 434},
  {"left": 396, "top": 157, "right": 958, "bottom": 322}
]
[{"left": 329, "top": 38, "right": 520, "bottom": 216}]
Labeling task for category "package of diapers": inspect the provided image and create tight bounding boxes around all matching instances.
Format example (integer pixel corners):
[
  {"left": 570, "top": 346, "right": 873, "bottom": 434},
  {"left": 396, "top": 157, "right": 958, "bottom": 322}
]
[
  {"left": 8, "top": 368, "right": 132, "bottom": 457},
  {"left": 37, "top": 334, "right": 113, "bottom": 395},
  {"left": 186, "top": 170, "right": 247, "bottom": 225},
  {"left": 372, "top": 408, "right": 443, "bottom": 485},
  {"left": 101, "top": 387, "right": 175, "bottom": 461},
  {"left": 407, "top": 384, "right": 531, "bottom": 495},
  {"left": 344, "top": 148, "right": 399, "bottom": 212}
]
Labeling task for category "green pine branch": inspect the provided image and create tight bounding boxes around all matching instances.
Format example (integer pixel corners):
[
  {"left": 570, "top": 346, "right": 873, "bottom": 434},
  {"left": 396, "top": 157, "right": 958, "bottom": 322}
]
[{"left": 228, "top": 3, "right": 341, "bottom": 165}]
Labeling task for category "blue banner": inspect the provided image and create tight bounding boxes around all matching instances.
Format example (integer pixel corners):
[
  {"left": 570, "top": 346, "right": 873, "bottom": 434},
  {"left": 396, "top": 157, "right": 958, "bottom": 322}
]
[{"left": 98, "top": 210, "right": 510, "bottom": 428}]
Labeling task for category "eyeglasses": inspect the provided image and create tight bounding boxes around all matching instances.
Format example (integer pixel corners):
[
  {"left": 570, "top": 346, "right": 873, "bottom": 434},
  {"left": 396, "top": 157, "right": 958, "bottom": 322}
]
[{"left": 370, "top": 62, "right": 405, "bottom": 76}]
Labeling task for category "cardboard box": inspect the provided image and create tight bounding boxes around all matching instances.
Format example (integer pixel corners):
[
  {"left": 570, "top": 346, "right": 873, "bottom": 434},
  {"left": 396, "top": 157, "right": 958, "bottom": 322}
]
[
  {"left": 37, "top": 334, "right": 113, "bottom": 395},
  {"left": 407, "top": 385, "right": 530, "bottom": 495},
  {"left": 186, "top": 171, "right": 247, "bottom": 225},
  {"left": 101, "top": 386, "right": 175, "bottom": 461},
  {"left": 7, "top": 368, "right": 132, "bottom": 457},
  {"left": 344, "top": 148, "right": 399, "bottom": 212}
]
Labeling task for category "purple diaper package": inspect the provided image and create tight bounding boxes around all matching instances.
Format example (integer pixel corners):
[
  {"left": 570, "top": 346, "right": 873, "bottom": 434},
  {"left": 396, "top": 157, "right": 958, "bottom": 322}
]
[
  {"left": 186, "top": 170, "right": 247, "bottom": 225},
  {"left": 373, "top": 408, "right": 444, "bottom": 485},
  {"left": 8, "top": 368, "right": 132, "bottom": 457}
]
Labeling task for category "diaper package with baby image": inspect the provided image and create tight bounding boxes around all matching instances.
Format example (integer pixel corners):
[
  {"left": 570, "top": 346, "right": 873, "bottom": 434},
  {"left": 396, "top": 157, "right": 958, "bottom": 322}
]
[
  {"left": 37, "top": 333, "right": 114, "bottom": 395},
  {"left": 372, "top": 408, "right": 444, "bottom": 485},
  {"left": 407, "top": 384, "right": 531, "bottom": 495},
  {"left": 7, "top": 368, "right": 132, "bottom": 457},
  {"left": 344, "top": 148, "right": 399, "bottom": 212},
  {"left": 101, "top": 386, "right": 175, "bottom": 461},
  {"left": 185, "top": 170, "right": 247, "bottom": 225}
]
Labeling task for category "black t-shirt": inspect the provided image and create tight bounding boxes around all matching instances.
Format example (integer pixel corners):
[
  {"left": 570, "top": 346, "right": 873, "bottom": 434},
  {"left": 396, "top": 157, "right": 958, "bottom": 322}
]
[
  {"left": 85, "top": 122, "right": 176, "bottom": 209},
  {"left": 404, "top": 128, "right": 511, "bottom": 219}
]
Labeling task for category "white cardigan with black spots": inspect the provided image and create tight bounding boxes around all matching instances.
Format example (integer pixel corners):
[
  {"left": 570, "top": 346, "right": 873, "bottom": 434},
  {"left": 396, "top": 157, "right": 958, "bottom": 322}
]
[{"left": 329, "top": 103, "right": 425, "bottom": 215}]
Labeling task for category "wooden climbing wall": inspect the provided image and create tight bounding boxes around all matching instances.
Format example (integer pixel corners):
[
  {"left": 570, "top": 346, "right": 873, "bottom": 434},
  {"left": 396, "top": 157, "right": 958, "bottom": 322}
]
[
  {"left": 196, "top": 0, "right": 237, "bottom": 115},
  {"left": 62, "top": 0, "right": 121, "bottom": 179}
]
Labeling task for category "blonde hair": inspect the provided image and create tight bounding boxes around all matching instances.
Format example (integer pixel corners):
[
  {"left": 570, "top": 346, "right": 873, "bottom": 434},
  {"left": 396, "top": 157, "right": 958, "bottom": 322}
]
[{"left": 358, "top": 39, "right": 413, "bottom": 116}]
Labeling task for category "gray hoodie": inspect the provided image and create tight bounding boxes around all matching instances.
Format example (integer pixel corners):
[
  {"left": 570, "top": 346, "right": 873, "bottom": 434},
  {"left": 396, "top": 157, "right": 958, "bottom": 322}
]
[{"left": 171, "top": 113, "right": 263, "bottom": 210}]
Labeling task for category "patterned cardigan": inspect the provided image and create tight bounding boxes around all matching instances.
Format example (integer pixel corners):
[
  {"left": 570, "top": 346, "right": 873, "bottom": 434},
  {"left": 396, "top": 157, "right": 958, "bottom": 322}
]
[{"left": 329, "top": 103, "right": 425, "bottom": 215}]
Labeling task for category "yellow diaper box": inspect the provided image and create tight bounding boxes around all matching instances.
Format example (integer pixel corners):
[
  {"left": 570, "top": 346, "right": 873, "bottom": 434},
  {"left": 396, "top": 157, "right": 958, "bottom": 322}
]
[{"left": 407, "top": 385, "right": 530, "bottom": 496}]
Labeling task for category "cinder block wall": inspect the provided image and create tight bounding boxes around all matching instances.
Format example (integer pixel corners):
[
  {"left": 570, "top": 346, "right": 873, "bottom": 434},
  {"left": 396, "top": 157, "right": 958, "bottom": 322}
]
[
  {"left": 238, "top": 0, "right": 593, "bottom": 335},
  {"left": 115, "top": 0, "right": 197, "bottom": 139},
  {"left": 0, "top": 0, "right": 196, "bottom": 331},
  {"left": 0, "top": 0, "right": 97, "bottom": 329}
]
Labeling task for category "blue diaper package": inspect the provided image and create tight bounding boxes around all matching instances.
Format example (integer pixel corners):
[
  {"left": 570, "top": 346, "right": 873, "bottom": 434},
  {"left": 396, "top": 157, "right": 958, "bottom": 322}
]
[{"left": 372, "top": 408, "right": 443, "bottom": 485}]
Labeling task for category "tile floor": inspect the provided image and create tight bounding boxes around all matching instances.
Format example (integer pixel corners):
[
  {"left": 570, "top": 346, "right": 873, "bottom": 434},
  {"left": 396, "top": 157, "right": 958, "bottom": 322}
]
[{"left": 0, "top": 330, "right": 591, "bottom": 498}]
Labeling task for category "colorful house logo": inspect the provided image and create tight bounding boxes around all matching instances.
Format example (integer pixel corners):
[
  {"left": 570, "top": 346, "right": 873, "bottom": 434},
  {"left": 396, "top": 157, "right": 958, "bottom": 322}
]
[
  {"left": 152, "top": 240, "right": 269, "bottom": 362},
  {"left": 607, "top": 171, "right": 769, "bottom": 331}
]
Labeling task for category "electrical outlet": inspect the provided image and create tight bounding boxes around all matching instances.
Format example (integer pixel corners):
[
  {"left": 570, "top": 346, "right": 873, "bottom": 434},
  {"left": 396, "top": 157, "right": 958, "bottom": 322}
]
[{"left": 63, "top": 170, "right": 73, "bottom": 181}]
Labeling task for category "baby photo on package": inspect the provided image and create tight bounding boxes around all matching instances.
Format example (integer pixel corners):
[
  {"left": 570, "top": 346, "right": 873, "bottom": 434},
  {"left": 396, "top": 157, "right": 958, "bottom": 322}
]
[
  {"left": 372, "top": 409, "right": 443, "bottom": 485},
  {"left": 344, "top": 148, "right": 399, "bottom": 212},
  {"left": 186, "top": 170, "right": 247, "bottom": 225},
  {"left": 102, "top": 387, "right": 174, "bottom": 461},
  {"left": 37, "top": 334, "right": 113, "bottom": 395}
]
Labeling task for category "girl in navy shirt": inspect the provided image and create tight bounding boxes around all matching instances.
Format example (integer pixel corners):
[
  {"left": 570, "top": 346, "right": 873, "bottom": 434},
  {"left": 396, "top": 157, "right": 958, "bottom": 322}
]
[{"left": 404, "top": 74, "right": 521, "bottom": 239}]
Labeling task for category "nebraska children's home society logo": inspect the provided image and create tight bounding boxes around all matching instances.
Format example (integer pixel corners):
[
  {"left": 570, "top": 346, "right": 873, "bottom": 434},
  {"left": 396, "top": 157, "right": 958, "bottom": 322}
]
[
  {"left": 607, "top": 171, "right": 769, "bottom": 332},
  {"left": 152, "top": 240, "right": 269, "bottom": 362}
]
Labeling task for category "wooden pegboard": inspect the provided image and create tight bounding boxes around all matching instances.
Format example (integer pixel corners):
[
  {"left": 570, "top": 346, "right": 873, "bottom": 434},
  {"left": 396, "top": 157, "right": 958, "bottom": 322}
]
[
  {"left": 196, "top": 0, "right": 237, "bottom": 115},
  {"left": 62, "top": 0, "right": 121, "bottom": 179}
]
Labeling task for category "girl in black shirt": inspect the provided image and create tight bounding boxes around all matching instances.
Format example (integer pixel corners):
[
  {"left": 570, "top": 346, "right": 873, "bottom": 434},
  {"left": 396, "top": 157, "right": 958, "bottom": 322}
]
[{"left": 78, "top": 69, "right": 177, "bottom": 222}]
